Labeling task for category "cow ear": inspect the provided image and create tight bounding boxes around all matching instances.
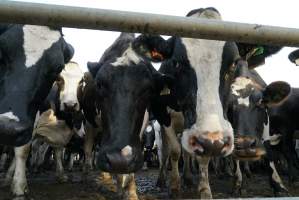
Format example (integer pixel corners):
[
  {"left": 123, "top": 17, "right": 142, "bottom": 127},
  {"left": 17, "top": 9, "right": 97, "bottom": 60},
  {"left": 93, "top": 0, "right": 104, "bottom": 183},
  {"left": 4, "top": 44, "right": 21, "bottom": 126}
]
[
  {"left": 262, "top": 81, "right": 291, "bottom": 107},
  {"left": 133, "top": 35, "right": 173, "bottom": 62},
  {"left": 87, "top": 62, "right": 101, "bottom": 78},
  {"left": 63, "top": 43, "right": 74, "bottom": 64},
  {"left": 288, "top": 49, "right": 299, "bottom": 65},
  {"left": 236, "top": 43, "right": 282, "bottom": 69}
]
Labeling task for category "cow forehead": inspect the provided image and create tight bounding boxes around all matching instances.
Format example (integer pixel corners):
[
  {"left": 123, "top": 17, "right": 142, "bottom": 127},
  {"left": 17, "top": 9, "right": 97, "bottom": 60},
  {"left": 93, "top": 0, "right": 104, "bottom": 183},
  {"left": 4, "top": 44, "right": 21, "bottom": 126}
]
[
  {"left": 111, "top": 44, "right": 143, "bottom": 67},
  {"left": 231, "top": 77, "right": 254, "bottom": 96},
  {"left": 23, "top": 25, "right": 61, "bottom": 68}
]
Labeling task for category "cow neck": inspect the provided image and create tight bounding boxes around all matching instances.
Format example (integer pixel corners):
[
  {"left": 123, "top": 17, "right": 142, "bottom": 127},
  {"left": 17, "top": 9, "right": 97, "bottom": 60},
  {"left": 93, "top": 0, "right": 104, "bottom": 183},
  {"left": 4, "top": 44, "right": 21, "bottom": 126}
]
[{"left": 182, "top": 38, "right": 228, "bottom": 131}]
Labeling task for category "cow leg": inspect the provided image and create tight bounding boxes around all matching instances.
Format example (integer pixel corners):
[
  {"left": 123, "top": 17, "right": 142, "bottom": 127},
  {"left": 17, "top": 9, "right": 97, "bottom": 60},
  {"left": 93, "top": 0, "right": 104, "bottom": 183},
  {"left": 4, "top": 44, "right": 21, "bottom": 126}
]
[
  {"left": 116, "top": 174, "right": 138, "bottom": 200},
  {"left": 197, "top": 156, "right": 212, "bottom": 199},
  {"left": 182, "top": 149, "right": 193, "bottom": 186},
  {"left": 268, "top": 161, "right": 289, "bottom": 196},
  {"left": 83, "top": 121, "right": 95, "bottom": 175},
  {"left": 2, "top": 157, "right": 16, "bottom": 187},
  {"left": 164, "top": 126, "right": 181, "bottom": 197},
  {"left": 11, "top": 144, "right": 30, "bottom": 198},
  {"left": 244, "top": 161, "right": 252, "bottom": 178},
  {"left": 232, "top": 160, "right": 243, "bottom": 196},
  {"left": 156, "top": 129, "right": 169, "bottom": 189},
  {"left": 68, "top": 153, "right": 75, "bottom": 171},
  {"left": 54, "top": 147, "right": 68, "bottom": 183},
  {"left": 0, "top": 152, "right": 8, "bottom": 172}
]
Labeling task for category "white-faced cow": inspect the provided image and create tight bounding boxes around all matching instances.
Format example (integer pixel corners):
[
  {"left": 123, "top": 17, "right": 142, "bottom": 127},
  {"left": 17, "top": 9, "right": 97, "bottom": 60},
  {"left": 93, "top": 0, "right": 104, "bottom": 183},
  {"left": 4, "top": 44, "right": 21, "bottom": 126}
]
[
  {"left": 135, "top": 8, "right": 241, "bottom": 198},
  {"left": 228, "top": 43, "right": 291, "bottom": 196},
  {"left": 86, "top": 32, "right": 172, "bottom": 200}
]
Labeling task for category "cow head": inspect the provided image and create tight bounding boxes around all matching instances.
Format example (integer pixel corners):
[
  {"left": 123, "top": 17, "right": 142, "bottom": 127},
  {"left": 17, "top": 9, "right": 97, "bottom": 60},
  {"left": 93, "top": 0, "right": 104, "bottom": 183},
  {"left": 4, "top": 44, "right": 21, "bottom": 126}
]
[
  {"left": 229, "top": 60, "right": 291, "bottom": 161},
  {"left": 288, "top": 49, "right": 299, "bottom": 65},
  {"left": 88, "top": 33, "right": 172, "bottom": 173},
  {"left": 0, "top": 25, "right": 74, "bottom": 146}
]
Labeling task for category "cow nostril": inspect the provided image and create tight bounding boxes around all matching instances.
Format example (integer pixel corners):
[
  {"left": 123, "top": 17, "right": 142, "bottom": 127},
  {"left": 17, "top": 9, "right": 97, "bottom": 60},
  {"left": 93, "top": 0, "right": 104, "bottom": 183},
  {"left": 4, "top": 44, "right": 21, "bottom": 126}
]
[{"left": 73, "top": 103, "right": 78, "bottom": 108}]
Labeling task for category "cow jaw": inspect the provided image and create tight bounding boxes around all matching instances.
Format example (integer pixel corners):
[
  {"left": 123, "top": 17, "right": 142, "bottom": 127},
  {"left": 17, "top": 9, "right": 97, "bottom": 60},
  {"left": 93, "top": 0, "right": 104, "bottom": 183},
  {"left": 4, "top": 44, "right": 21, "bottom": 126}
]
[{"left": 181, "top": 38, "right": 233, "bottom": 157}]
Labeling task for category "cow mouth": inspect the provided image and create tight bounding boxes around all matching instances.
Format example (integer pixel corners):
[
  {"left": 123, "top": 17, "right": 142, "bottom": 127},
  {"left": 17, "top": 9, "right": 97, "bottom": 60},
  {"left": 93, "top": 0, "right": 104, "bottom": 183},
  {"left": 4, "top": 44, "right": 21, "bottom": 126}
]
[
  {"left": 0, "top": 119, "right": 32, "bottom": 146},
  {"left": 233, "top": 147, "right": 266, "bottom": 161}
]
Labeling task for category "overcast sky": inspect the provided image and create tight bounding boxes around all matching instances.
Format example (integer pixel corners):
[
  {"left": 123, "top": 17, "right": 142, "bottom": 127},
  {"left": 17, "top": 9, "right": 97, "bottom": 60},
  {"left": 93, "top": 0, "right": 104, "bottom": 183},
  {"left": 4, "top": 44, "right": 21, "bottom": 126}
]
[{"left": 14, "top": 0, "right": 299, "bottom": 87}]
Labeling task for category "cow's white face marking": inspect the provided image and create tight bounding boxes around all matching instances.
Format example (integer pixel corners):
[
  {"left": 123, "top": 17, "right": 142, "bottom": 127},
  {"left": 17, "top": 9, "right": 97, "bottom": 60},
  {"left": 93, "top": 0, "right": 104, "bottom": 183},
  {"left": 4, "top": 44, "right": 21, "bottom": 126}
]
[
  {"left": 181, "top": 11, "right": 233, "bottom": 155},
  {"left": 295, "top": 58, "right": 299, "bottom": 66},
  {"left": 111, "top": 44, "right": 143, "bottom": 67},
  {"left": 231, "top": 77, "right": 253, "bottom": 96},
  {"left": 0, "top": 111, "right": 20, "bottom": 122},
  {"left": 121, "top": 145, "right": 133, "bottom": 157},
  {"left": 23, "top": 25, "right": 60, "bottom": 68},
  {"left": 269, "top": 161, "right": 286, "bottom": 190},
  {"left": 60, "top": 62, "right": 83, "bottom": 111},
  {"left": 237, "top": 96, "right": 250, "bottom": 107}
]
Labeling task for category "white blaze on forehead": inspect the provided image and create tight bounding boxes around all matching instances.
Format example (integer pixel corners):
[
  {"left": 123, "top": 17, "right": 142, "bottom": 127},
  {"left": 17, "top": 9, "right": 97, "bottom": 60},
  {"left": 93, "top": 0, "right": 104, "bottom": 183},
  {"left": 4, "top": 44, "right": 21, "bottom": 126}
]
[
  {"left": 111, "top": 44, "right": 143, "bottom": 67},
  {"left": 231, "top": 77, "right": 253, "bottom": 96},
  {"left": 121, "top": 145, "right": 133, "bottom": 157},
  {"left": 0, "top": 111, "right": 20, "bottom": 122},
  {"left": 23, "top": 25, "right": 61, "bottom": 68},
  {"left": 180, "top": 11, "right": 234, "bottom": 155},
  {"left": 181, "top": 37, "right": 232, "bottom": 135},
  {"left": 60, "top": 62, "right": 84, "bottom": 111}
]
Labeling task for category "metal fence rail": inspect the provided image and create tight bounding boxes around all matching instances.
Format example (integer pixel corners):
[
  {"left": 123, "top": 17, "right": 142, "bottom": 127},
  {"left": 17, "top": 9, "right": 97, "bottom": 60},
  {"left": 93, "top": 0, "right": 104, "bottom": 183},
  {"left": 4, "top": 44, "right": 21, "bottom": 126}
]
[{"left": 1, "top": 1, "right": 299, "bottom": 47}]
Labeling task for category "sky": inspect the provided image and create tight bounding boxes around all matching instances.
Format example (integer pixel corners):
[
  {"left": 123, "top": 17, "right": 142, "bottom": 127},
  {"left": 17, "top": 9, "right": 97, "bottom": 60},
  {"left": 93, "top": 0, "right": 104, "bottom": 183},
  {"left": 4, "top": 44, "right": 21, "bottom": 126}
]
[{"left": 13, "top": 0, "right": 299, "bottom": 87}]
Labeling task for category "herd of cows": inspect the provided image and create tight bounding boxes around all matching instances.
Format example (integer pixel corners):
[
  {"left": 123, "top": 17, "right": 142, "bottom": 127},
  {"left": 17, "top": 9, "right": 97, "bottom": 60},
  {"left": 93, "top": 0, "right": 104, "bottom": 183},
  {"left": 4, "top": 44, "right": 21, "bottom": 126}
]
[{"left": 1, "top": 7, "right": 299, "bottom": 200}]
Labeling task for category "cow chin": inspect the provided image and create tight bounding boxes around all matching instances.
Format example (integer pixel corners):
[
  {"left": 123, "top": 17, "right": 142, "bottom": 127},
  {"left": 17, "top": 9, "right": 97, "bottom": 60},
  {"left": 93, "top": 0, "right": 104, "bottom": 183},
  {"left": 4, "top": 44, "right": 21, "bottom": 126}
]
[
  {"left": 0, "top": 120, "right": 32, "bottom": 146},
  {"left": 233, "top": 147, "right": 266, "bottom": 161},
  {"left": 97, "top": 145, "right": 144, "bottom": 174},
  {"left": 181, "top": 127, "right": 234, "bottom": 157}
]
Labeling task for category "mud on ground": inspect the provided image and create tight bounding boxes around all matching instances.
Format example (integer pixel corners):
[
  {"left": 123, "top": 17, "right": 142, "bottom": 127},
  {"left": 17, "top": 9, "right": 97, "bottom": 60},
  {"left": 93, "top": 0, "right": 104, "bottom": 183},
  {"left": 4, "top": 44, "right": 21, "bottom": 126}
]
[{"left": 0, "top": 169, "right": 299, "bottom": 200}]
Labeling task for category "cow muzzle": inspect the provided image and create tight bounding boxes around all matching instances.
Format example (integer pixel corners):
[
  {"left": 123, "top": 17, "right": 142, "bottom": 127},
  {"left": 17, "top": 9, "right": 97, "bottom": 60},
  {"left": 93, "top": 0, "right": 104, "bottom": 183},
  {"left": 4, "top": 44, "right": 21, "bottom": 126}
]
[
  {"left": 233, "top": 135, "right": 266, "bottom": 161},
  {"left": 183, "top": 130, "right": 233, "bottom": 157},
  {"left": 0, "top": 120, "right": 32, "bottom": 146},
  {"left": 97, "top": 145, "right": 143, "bottom": 173}
]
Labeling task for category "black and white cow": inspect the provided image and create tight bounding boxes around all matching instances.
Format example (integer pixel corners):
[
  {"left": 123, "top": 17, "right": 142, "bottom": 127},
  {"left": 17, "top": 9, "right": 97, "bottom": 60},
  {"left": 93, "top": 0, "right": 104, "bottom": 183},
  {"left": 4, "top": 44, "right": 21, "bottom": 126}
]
[
  {"left": 87, "top": 32, "right": 173, "bottom": 200},
  {"left": 228, "top": 43, "right": 291, "bottom": 196},
  {"left": 269, "top": 88, "right": 299, "bottom": 184},
  {"left": 135, "top": 8, "right": 241, "bottom": 198},
  {"left": 0, "top": 24, "right": 74, "bottom": 198},
  {"left": 0, "top": 25, "right": 74, "bottom": 146}
]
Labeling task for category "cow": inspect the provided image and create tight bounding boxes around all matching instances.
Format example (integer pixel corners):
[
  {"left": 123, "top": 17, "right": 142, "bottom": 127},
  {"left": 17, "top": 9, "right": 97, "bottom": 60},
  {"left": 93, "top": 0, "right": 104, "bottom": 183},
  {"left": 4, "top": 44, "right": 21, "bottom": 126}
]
[
  {"left": 0, "top": 24, "right": 74, "bottom": 198},
  {"left": 228, "top": 43, "right": 291, "bottom": 196},
  {"left": 135, "top": 8, "right": 242, "bottom": 198},
  {"left": 86, "top": 32, "right": 173, "bottom": 200},
  {"left": 141, "top": 120, "right": 161, "bottom": 170},
  {"left": 268, "top": 88, "right": 299, "bottom": 185}
]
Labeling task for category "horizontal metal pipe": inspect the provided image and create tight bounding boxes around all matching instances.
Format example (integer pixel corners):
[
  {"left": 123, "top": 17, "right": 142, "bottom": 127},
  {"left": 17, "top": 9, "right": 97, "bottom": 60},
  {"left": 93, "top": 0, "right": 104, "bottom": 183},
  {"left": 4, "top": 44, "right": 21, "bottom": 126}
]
[{"left": 1, "top": 1, "right": 299, "bottom": 47}]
